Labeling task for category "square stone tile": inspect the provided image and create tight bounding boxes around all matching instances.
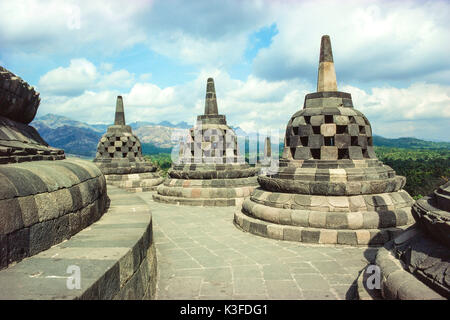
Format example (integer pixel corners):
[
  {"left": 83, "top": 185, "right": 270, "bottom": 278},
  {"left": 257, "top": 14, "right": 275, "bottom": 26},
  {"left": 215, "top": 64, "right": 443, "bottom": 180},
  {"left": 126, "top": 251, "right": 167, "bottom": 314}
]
[
  {"left": 311, "top": 260, "right": 347, "bottom": 274},
  {"left": 200, "top": 281, "right": 233, "bottom": 297},
  {"left": 262, "top": 264, "right": 293, "bottom": 280},
  {"left": 232, "top": 265, "right": 263, "bottom": 279},
  {"left": 265, "top": 280, "right": 303, "bottom": 299},
  {"left": 234, "top": 278, "right": 266, "bottom": 295},
  {"left": 294, "top": 274, "right": 330, "bottom": 291},
  {"left": 302, "top": 290, "right": 337, "bottom": 300},
  {"left": 159, "top": 277, "right": 202, "bottom": 299}
]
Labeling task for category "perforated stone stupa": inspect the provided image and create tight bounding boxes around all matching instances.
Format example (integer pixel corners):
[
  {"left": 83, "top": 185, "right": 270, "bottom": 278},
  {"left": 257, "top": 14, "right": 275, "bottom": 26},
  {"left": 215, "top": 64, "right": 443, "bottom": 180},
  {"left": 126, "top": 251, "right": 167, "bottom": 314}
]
[
  {"left": 93, "top": 96, "right": 163, "bottom": 192},
  {"left": 0, "top": 66, "right": 108, "bottom": 270},
  {"left": 153, "top": 78, "right": 259, "bottom": 206},
  {"left": 368, "top": 181, "right": 450, "bottom": 299},
  {"left": 234, "top": 36, "right": 415, "bottom": 245}
]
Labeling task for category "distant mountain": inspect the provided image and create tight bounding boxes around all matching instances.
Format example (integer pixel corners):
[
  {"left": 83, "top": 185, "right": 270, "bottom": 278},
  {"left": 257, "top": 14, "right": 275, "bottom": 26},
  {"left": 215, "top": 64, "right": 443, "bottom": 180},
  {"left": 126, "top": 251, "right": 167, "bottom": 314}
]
[
  {"left": 33, "top": 113, "right": 104, "bottom": 132},
  {"left": 32, "top": 123, "right": 102, "bottom": 157},
  {"left": 31, "top": 113, "right": 191, "bottom": 157},
  {"left": 30, "top": 114, "right": 449, "bottom": 157}
]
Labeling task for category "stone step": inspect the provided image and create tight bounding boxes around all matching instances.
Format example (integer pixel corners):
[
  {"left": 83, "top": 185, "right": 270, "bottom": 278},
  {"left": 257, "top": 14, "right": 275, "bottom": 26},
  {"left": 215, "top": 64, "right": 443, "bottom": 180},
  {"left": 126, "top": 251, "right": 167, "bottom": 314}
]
[{"left": 234, "top": 209, "right": 412, "bottom": 246}]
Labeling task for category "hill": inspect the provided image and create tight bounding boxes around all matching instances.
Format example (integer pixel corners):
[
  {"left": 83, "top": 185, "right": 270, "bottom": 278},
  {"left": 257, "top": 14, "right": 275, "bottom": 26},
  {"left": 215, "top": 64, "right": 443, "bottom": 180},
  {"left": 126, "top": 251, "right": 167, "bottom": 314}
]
[{"left": 31, "top": 114, "right": 449, "bottom": 158}]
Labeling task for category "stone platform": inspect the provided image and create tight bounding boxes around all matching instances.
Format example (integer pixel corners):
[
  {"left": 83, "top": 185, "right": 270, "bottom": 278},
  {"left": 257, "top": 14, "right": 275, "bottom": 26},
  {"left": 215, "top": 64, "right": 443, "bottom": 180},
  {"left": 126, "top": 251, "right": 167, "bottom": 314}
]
[
  {"left": 0, "top": 186, "right": 157, "bottom": 300},
  {"left": 106, "top": 172, "right": 164, "bottom": 192},
  {"left": 140, "top": 191, "right": 379, "bottom": 300},
  {"left": 154, "top": 164, "right": 257, "bottom": 206}
]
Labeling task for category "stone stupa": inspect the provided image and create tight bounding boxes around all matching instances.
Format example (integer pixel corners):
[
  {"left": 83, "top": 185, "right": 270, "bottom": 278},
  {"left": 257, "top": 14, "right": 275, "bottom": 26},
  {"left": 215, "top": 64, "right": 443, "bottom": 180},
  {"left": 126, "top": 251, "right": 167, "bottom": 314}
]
[
  {"left": 234, "top": 36, "right": 415, "bottom": 245},
  {"left": 93, "top": 96, "right": 163, "bottom": 192},
  {"left": 153, "top": 78, "right": 259, "bottom": 206},
  {"left": 0, "top": 66, "right": 108, "bottom": 270},
  {"left": 361, "top": 181, "right": 449, "bottom": 299}
]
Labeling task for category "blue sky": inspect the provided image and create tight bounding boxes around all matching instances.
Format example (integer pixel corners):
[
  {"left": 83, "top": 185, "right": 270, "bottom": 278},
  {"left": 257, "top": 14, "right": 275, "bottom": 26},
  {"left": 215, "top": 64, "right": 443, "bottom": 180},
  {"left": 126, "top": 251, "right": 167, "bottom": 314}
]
[{"left": 1, "top": 0, "right": 449, "bottom": 141}]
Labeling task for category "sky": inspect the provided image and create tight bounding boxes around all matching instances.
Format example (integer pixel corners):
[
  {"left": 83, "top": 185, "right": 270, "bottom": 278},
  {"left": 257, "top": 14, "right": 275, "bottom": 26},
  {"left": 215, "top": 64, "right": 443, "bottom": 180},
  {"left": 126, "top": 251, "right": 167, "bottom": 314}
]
[{"left": 1, "top": 0, "right": 449, "bottom": 141}]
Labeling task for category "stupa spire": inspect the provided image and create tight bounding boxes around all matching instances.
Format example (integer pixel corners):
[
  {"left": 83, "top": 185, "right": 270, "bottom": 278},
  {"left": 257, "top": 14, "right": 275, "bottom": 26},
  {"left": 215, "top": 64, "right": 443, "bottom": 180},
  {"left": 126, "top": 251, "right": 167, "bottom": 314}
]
[
  {"left": 204, "top": 78, "right": 218, "bottom": 115},
  {"left": 264, "top": 137, "right": 271, "bottom": 158},
  {"left": 317, "top": 35, "right": 338, "bottom": 92},
  {"left": 114, "top": 95, "right": 125, "bottom": 125}
]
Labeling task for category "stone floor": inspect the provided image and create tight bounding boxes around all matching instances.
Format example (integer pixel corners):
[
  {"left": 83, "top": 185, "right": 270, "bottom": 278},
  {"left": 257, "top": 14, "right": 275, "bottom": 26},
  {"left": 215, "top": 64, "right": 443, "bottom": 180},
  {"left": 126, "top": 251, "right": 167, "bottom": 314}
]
[{"left": 139, "top": 192, "right": 378, "bottom": 300}]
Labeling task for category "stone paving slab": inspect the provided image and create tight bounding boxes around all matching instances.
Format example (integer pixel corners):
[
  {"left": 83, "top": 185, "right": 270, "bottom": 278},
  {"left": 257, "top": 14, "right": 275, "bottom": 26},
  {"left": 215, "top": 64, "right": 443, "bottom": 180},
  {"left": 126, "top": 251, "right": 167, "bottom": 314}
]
[{"left": 139, "top": 192, "right": 379, "bottom": 300}]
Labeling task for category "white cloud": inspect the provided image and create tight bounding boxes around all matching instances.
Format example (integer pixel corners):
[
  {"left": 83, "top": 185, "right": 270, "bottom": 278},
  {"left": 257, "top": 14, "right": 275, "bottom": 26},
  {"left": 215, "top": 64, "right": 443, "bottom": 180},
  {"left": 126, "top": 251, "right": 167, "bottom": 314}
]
[
  {"left": 253, "top": 0, "right": 450, "bottom": 84},
  {"left": 98, "top": 70, "right": 135, "bottom": 90},
  {"left": 344, "top": 82, "right": 450, "bottom": 121},
  {"left": 126, "top": 83, "right": 175, "bottom": 107},
  {"left": 37, "top": 66, "right": 450, "bottom": 141},
  {"left": 5, "top": 1, "right": 449, "bottom": 141},
  {"left": 342, "top": 82, "right": 450, "bottom": 139},
  {"left": 0, "top": 0, "right": 271, "bottom": 67},
  {"left": 38, "top": 58, "right": 135, "bottom": 96},
  {"left": 38, "top": 58, "right": 98, "bottom": 96}
]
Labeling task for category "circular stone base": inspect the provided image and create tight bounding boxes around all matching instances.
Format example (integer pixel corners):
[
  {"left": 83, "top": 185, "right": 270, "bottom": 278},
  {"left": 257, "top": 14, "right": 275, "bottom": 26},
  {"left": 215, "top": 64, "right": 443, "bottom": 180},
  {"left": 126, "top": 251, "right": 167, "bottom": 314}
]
[
  {"left": 152, "top": 193, "right": 240, "bottom": 206},
  {"left": 153, "top": 184, "right": 257, "bottom": 206},
  {"left": 233, "top": 209, "right": 411, "bottom": 246},
  {"left": 153, "top": 176, "right": 258, "bottom": 206},
  {"left": 105, "top": 172, "right": 164, "bottom": 192}
]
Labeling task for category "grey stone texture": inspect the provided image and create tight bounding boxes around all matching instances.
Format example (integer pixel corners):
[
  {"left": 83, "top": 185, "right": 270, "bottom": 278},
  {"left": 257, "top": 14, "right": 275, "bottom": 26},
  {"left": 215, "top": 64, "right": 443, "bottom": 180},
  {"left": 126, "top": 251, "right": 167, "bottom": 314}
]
[
  {"left": 0, "top": 66, "right": 40, "bottom": 124},
  {"left": 0, "top": 66, "right": 65, "bottom": 164},
  {"left": 139, "top": 192, "right": 378, "bottom": 300},
  {"left": 0, "top": 67, "right": 108, "bottom": 270},
  {"left": 153, "top": 78, "right": 258, "bottom": 206},
  {"left": 93, "top": 96, "right": 163, "bottom": 192},
  {"left": 362, "top": 181, "right": 450, "bottom": 300},
  {"left": 0, "top": 186, "right": 157, "bottom": 300},
  {"left": 235, "top": 36, "right": 414, "bottom": 244},
  {"left": 0, "top": 158, "right": 108, "bottom": 270}
]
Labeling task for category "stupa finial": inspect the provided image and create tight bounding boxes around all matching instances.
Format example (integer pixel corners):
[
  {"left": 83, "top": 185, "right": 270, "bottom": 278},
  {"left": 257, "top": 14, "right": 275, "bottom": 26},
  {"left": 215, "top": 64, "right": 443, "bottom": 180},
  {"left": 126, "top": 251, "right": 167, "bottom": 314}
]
[
  {"left": 204, "top": 78, "right": 218, "bottom": 115},
  {"left": 264, "top": 137, "right": 271, "bottom": 158},
  {"left": 317, "top": 35, "right": 338, "bottom": 92},
  {"left": 114, "top": 95, "right": 125, "bottom": 125}
]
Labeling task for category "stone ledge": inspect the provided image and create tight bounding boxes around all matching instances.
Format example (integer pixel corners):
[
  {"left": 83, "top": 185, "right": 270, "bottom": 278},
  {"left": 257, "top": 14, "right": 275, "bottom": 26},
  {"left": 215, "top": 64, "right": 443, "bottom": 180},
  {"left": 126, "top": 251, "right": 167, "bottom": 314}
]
[
  {"left": 258, "top": 175, "right": 406, "bottom": 196},
  {"left": 155, "top": 184, "right": 256, "bottom": 203},
  {"left": 0, "top": 186, "right": 157, "bottom": 300},
  {"left": 153, "top": 193, "right": 239, "bottom": 207},
  {"left": 234, "top": 208, "right": 409, "bottom": 246},
  {"left": 241, "top": 197, "right": 414, "bottom": 229},
  {"left": 375, "top": 240, "right": 445, "bottom": 300},
  {"left": 0, "top": 159, "right": 108, "bottom": 269},
  {"left": 163, "top": 176, "right": 258, "bottom": 188},
  {"left": 105, "top": 173, "right": 164, "bottom": 192}
]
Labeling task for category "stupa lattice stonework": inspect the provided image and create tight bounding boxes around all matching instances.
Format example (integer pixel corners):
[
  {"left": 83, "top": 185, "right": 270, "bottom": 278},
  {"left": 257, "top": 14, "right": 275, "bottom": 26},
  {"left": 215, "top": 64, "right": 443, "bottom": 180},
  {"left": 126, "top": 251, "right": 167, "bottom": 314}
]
[
  {"left": 0, "top": 66, "right": 108, "bottom": 270},
  {"left": 153, "top": 78, "right": 259, "bottom": 206},
  {"left": 234, "top": 36, "right": 415, "bottom": 245},
  {"left": 93, "top": 96, "right": 163, "bottom": 192}
]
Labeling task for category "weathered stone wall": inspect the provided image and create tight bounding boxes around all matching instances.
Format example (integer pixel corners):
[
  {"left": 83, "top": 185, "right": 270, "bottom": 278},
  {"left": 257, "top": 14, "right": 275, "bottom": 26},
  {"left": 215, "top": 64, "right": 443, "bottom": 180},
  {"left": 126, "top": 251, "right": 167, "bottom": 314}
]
[
  {"left": 0, "top": 66, "right": 40, "bottom": 124},
  {"left": 0, "top": 116, "right": 65, "bottom": 164},
  {"left": 0, "top": 158, "right": 108, "bottom": 270},
  {"left": 0, "top": 187, "right": 157, "bottom": 300}
]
